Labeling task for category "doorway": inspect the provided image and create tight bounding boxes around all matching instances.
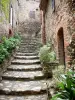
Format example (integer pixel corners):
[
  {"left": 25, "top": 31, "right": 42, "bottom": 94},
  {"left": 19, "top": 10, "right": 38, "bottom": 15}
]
[{"left": 57, "top": 27, "right": 65, "bottom": 65}]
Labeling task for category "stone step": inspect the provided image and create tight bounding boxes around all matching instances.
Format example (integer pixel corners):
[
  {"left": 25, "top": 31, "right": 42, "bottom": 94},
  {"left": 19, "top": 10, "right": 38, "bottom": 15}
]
[
  {"left": 20, "top": 43, "right": 37, "bottom": 45},
  {"left": 16, "top": 52, "right": 38, "bottom": 56},
  {"left": 18, "top": 47, "right": 39, "bottom": 50},
  {"left": 21, "top": 38, "right": 39, "bottom": 40},
  {"left": 0, "top": 80, "right": 47, "bottom": 95},
  {"left": 21, "top": 38, "right": 38, "bottom": 41},
  {"left": 17, "top": 49, "right": 38, "bottom": 52},
  {"left": 19, "top": 44, "right": 38, "bottom": 46},
  {"left": 14, "top": 55, "right": 39, "bottom": 60},
  {"left": 18, "top": 48, "right": 38, "bottom": 51},
  {"left": 11, "top": 59, "right": 40, "bottom": 65},
  {"left": 7, "top": 64, "right": 42, "bottom": 71},
  {"left": 16, "top": 51, "right": 36, "bottom": 53},
  {"left": 19, "top": 44, "right": 39, "bottom": 46},
  {"left": 0, "top": 94, "right": 47, "bottom": 100},
  {"left": 18, "top": 46, "right": 39, "bottom": 49},
  {"left": 18, "top": 48, "right": 39, "bottom": 50},
  {"left": 17, "top": 51, "right": 38, "bottom": 53},
  {"left": 2, "top": 71, "right": 44, "bottom": 81},
  {"left": 22, "top": 37, "right": 38, "bottom": 41},
  {"left": 21, "top": 41, "right": 38, "bottom": 44}
]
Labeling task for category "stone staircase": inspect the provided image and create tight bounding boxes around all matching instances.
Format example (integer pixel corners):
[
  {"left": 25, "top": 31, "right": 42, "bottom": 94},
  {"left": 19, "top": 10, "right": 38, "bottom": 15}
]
[{"left": 0, "top": 37, "right": 47, "bottom": 100}]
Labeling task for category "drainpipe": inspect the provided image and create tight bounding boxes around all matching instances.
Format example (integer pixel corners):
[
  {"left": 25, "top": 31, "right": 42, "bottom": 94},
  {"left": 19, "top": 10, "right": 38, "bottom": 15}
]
[{"left": 41, "top": 11, "right": 46, "bottom": 45}]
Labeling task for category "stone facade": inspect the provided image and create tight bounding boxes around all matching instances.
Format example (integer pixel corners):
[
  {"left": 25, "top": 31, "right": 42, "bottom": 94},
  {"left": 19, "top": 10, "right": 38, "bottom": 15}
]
[
  {"left": 40, "top": 0, "right": 75, "bottom": 65},
  {"left": 18, "top": 0, "right": 41, "bottom": 37},
  {"left": 10, "top": 0, "right": 19, "bottom": 31},
  {"left": 19, "top": 0, "right": 40, "bottom": 22},
  {"left": 0, "top": 0, "right": 19, "bottom": 39}
]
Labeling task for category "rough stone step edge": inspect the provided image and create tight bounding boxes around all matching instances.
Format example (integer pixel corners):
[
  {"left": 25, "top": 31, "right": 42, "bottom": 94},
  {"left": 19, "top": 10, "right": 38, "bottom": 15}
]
[
  {"left": 16, "top": 53, "right": 39, "bottom": 56},
  {"left": 0, "top": 89, "right": 47, "bottom": 96},
  {"left": 2, "top": 75, "right": 45, "bottom": 81},
  {"left": 7, "top": 67, "right": 42, "bottom": 71},
  {"left": 14, "top": 56, "right": 39, "bottom": 60},
  {"left": 16, "top": 51, "right": 38, "bottom": 56},
  {"left": 0, "top": 94, "right": 48, "bottom": 100},
  {"left": 11, "top": 61, "right": 40, "bottom": 65}
]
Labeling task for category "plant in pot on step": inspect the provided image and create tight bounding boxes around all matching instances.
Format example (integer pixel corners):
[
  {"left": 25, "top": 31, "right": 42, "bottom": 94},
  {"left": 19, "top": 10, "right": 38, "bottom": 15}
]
[{"left": 39, "top": 44, "right": 56, "bottom": 78}]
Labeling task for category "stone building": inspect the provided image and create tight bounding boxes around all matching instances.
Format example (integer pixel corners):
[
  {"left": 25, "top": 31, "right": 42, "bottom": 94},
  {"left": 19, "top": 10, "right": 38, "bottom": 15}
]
[
  {"left": 0, "top": 0, "right": 19, "bottom": 39},
  {"left": 18, "top": 0, "right": 41, "bottom": 37},
  {"left": 39, "top": 0, "right": 75, "bottom": 65},
  {"left": 18, "top": 0, "right": 40, "bottom": 22},
  {"left": 10, "top": 0, "right": 19, "bottom": 31}
]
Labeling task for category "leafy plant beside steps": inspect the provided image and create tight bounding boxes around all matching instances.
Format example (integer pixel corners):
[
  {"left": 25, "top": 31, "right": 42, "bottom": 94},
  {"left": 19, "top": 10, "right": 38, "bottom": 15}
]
[
  {"left": 67, "top": 34, "right": 75, "bottom": 68},
  {"left": 39, "top": 43, "right": 56, "bottom": 78},
  {"left": 51, "top": 70, "right": 75, "bottom": 100},
  {"left": 0, "top": 33, "right": 21, "bottom": 64}
]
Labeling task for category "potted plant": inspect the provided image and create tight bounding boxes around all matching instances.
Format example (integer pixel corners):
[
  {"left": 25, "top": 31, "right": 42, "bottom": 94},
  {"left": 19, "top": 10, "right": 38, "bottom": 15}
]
[{"left": 39, "top": 45, "right": 56, "bottom": 78}]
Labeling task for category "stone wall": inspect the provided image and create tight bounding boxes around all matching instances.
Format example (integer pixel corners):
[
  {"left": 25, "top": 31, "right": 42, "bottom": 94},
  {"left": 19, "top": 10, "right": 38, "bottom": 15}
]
[
  {"left": 11, "top": 0, "right": 19, "bottom": 31},
  {"left": 18, "top": 19, "right": 41, "bottom": 37},
  {"left": 0, "top": 0, "right": 19, "bottom": 39},
  {"left": 18, "top": 0, "right": 41, "bottom": 37},
  {"left": 45, "top": 0, "right": 74, "bottom": 65},
  {"left": 9, "top": 0, "right": 19, "bottom": 33},
  {"left": 0, "top": 0, "right": 9, "bottom": 38},
  {"left": 18, "top": 0, "right": 40, "bottom": 22}
]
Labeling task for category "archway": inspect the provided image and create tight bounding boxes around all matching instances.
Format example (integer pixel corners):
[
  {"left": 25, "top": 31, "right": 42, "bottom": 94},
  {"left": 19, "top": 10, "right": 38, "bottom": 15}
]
[{"left": 57, "top": 27, "right": 65, "bottom": 65}]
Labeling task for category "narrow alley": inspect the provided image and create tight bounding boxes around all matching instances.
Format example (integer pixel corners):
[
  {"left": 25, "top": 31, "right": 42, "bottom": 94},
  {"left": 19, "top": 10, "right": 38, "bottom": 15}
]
[
  {"left": 0, "top": 0, "right": 75, "bottom": 100},
  {"left": 0, "top": 36, "right": 47, "bottom": 100},
  {"left": 0, "top": 0, "right": 48, "bottom": 99}
]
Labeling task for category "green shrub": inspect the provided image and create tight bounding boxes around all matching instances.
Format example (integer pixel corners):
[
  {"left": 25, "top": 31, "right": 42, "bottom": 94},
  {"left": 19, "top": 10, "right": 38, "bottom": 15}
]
[
  {"left": 0, "top": 44, "right": 9, "bottom": 64},
  {"left": 39, "top": 45, "right": 56, "bottom": 63},
  {"left": 14, "top": 32, "right": 21, "bottom": 40},
  {"left": 51, "top": 70, "right": 75, "bottom": 100},
  {"left": 0, "top": 33, "right": 21, "bottom": 64},
  {"left": 2, "top": 37, "right": 15, "bottom": 53}
]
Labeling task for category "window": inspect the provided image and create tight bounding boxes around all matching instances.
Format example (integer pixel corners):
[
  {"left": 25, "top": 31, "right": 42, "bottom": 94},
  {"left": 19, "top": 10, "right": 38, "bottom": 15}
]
[
  {"left": 17, "top": 0, "right": 20, "bottom": 6},
  {"left": 10, "top": 5, "right": 13, "bottom": 27},
  {"left": 52, "top": 0, "right": 55, "bottom": 12},
  {"left": 29, "top": 11, "right": 35, "bottom": 19}
]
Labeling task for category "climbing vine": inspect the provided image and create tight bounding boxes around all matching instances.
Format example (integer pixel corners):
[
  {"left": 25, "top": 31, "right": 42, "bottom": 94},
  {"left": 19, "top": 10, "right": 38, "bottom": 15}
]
[{"left": 0, "top": 0, "right": 10, "bottom": 21}]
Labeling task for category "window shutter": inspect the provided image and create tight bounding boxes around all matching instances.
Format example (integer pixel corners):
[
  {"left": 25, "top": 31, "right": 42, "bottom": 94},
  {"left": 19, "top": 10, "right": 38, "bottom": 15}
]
[
  {"left": 29, "top": 11, "right": 35, "bottom": 19},
  {"left": 52, "top": 0, "right": 55, "bottom": 11}
]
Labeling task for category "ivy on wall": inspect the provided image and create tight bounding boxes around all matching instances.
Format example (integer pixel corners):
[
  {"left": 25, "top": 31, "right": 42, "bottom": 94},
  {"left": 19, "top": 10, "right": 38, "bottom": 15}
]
[{"left": 0, "top": 0, "right": 10, "bottom": 21}]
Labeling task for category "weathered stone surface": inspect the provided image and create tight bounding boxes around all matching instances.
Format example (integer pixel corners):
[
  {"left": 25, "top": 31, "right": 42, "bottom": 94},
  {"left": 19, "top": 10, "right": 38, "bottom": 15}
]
[
  {"left": 16, "top": 48, "right": 39, "bottom": 53},
  {"left": 0, "top": 80, "right": 47, "bottom": 95},
  {"left": 41, "top": 0, "right": 75, "bottom": 64},
  {"left": 7, "top": 64, "right": 42, "bottom": 71},
  {"left": 2, "top": 71, "right": 44, "bottom": 80},
  {"left": 14, "top": 55, "right": 39, "bottom": 60},
  {"left": 11, "top": 59, "right": 40, "bottom": 65},
  {"left": 0, "top": 94, "right": 47, "bottom": 100},
  {"left": 19, "top": 45, "right": 38, "bottom": 48},
  {"left": 20, "top": 43, "right": 37, "bottom": 46},
  {"left": 16, "top": 51, "right": 38, "bottom": 53},
  {"left": 16, "top": 52, "right": 38, "bottom": 56}
]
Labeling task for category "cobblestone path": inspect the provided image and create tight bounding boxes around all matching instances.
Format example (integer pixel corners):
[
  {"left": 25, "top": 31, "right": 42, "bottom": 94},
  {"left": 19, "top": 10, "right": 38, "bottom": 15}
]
[{"left": 0, "top": 37, "right": 47, "bottom": 100}]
